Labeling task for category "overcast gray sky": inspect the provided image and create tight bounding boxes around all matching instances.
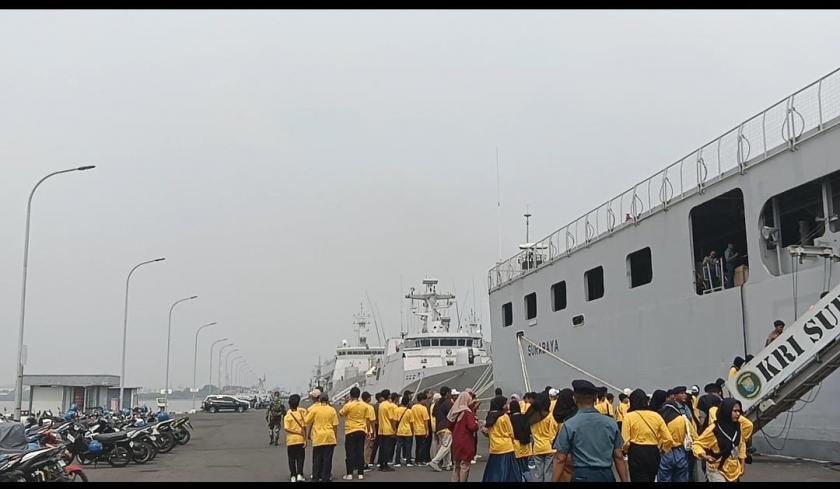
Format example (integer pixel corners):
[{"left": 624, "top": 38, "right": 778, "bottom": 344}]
[{"left": 2, "top": 10, "right": 840, "bottom": 394}]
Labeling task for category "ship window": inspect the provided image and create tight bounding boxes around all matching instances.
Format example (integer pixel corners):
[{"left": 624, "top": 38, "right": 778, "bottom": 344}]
[
  {"left": 502, "top": 302, "right": 513, "bottom": 327},
  {"left": 441, "top": 339, "right": 457, "bottom": 346},
  {"left": 627, "top": 247, "right": 653, "bottom": 288},
  {"left": 457, "top": 339, "right": 466, "bottom": 346},
  {"left": 551, "top": 281, "right": 567, "bottom": 311},
  {"left": 420, "top": 339, "right": 431, "bottom": 347},
  {"left": 584, "top": 266, "right": 604, "bottom": 301},
  {"left": 466, "top": 339, "right": 473, "bottom": 346},
  {"left": 690, "top": 188, "right": 748, "bottom": 295},
  {"left": 777, "top": 180, "right": 825, "bottom": 247},
  {"left": 431, "top": 339, "right": 439, "bottom": 346},
  {"left": 524, "top": 293, "right": 537, "bottom": 320}
]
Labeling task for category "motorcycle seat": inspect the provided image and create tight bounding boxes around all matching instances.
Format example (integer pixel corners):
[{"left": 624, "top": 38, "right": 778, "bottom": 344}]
[{"left": 93, "top": 432, "right": 127, "bottom": 442}]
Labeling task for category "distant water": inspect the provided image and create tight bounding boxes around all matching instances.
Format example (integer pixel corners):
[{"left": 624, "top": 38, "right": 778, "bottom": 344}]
[{"left": 1, "top": 398, "right": 203, "bottom": 415}]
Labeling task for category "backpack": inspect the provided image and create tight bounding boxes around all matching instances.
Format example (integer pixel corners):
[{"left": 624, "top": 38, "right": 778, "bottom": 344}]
[{"left": 270, "top": 400, "right": 286, "bottom": 418}]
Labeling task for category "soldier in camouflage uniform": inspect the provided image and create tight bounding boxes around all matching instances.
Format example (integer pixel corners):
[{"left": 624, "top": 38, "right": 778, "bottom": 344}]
[{"left": 267, "top": 391, "right": 287, "bottom": 446}]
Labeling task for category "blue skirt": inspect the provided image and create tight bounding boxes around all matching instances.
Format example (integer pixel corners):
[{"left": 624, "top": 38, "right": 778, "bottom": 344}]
[{"left": 482, "top": 452, "right": 522, "bottom": 482}]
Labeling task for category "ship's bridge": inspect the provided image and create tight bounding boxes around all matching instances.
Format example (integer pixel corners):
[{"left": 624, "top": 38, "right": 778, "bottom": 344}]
[
  {"left": 401, "top": 334, "right": 484, "bottom": 350},
  {"left": 336, "top": 346, "right": 386, "bottom": 357}
]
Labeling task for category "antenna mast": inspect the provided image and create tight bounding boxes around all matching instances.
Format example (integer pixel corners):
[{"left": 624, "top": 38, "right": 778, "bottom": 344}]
[
  {"left": 525, "top": 205, "right": 532, "bottom": 243},
  {"left": 496, "top": 147, "right": 502, "bottom": 262}
]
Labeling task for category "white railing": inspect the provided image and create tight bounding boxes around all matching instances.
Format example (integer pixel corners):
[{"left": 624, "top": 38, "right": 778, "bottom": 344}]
[{"left": 489, "top": 67, "right": 840, "bottom": 291}]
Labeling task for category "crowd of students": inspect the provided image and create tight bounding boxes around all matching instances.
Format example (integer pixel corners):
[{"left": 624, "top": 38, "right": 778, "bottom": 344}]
[{"left": 278, "top": 375, "right": 753, "bottom": 483}]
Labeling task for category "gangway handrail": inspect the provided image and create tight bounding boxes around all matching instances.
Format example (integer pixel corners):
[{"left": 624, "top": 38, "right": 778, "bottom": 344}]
[
  {"left": 728, "top": 280, "right": 840, "bottom": 431},
  {"left": 489, "top": 66, "right": 840, "bottom": 291},
  {"left": 515, "top": 331, "right": 624, "bottom": 394}
]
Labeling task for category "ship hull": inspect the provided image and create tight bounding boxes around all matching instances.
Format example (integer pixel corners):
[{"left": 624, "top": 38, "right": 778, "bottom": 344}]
[{"left": 488, "top": 97, "right": 840, "bottom": 461}]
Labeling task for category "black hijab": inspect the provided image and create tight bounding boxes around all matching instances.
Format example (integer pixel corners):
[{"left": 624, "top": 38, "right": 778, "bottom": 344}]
[
  {"left": 525, "top": 392, "right": 551, "bottom": 426},
  {"left": 509, "top": 400, "right": 531, "bottom": 444},
  {"left": 713, "top": 398, "right": 742, "bottom": 462},
  {"left": 552, "top": 388, "right": 577, "bottom": 424},
  {"left": 485, "top": 395, "right": 507, "bottom": 428},
  {"left": 649, "top": 390, "right": 668, "bottom": 412},
  {"left": 659, "top": 400, "right": 683, "bottom": 424},
  {"left": 628, "top": 389, "right": 649, "bottom": 412}
]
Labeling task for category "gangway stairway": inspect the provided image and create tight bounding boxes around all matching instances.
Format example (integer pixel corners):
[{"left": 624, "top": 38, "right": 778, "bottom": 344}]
[{"left": 730, "top": 273, "right": 840, "bottom": 431}]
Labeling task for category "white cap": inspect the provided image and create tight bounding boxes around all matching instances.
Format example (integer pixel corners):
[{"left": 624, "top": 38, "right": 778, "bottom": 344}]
[
  {"left": 451, "top": 389, "right": 459, "bottom": 395},
  {"left": 623, "top": 388, "right": 632, "bottom": 396},
  {"left": 432, "top": 393, "right": 441, "bottom": 400},
  {"left": 548, "top": 388, "right": 559, "bottom": 396}
]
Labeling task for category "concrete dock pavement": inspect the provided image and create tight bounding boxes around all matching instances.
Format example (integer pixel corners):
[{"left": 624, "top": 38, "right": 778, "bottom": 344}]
[{"left": 83, "top": 409, "right": 840, "bottom": 482}]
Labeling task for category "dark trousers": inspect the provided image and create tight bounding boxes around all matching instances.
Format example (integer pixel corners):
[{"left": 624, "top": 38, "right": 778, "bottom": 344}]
[
  {"left": 415, "top": 434, "right": 430, "bottom": 463},
  {"left": 312, "top": 444, "right": 335, "bottom": 481},
  {"left": 378, "top": 435, "right": 395, "bottom": 468},
  {"left": 395, "top": 436, "right": 413, "bottom": 464},
  {"left": 571, "top": 467, "right": 615, "bottom": 482},
  {"left": 287, "top": 444, "right": 305, "bottom": 478},
  {"left": 628, "top": 443, "right": 661, "bottom": 482},
  {"left": 345, "top": 431, "right": 366, "bottom": 476}
]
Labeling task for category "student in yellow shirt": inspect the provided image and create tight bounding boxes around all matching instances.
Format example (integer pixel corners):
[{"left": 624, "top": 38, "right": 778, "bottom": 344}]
[
  {"left": 394, "top": 393, "right": 415, "bottom": 467},
  {"left": 692, "top": 398, "right": 747, "bottom": 482},
  {"left": 411, "top": 391, "right": 432, "bottom": 465},
  {"left": 362, "top": 391, "right": 377, "bottom": 471},
  {"left": 657, "top": 395, "right": 699, "bottom": 482},
  {"left": 729, "top": 356, "right": 745, "bottom": 379},
  {"left": 284, "top": 394, "right": 307, "bottom": 483},
  {"left": 594, "top": 387, "right": 609, "bottom": 415},
  {"left": 305, "top": 393, "right": 339, "bottom": 482},
  {"left": 550, "top": 388, "right": 577, "bottom": 482},
  {"left": 616, "top": 393, "right": 630, "bottom": 431},
  {"left": 377, "top": 390, "right": 399, "bottom": 471},
  {"left": 621, "top": 389, "right": 674, "bottom": 482},
  {"left": 339, "top": 387, "right": 372, "bottom": 480},
  {"left": 481, "top": 396, "right": 520, "bottom": 482},
  {"left": 605, "top": 392, "right": 616, "bottom": 418},
  {"left": 508, "top": 400, "right": 533, "bottom": 481},
  {"left": 527, "top": 392, "right": 559, "bottom": 482}
]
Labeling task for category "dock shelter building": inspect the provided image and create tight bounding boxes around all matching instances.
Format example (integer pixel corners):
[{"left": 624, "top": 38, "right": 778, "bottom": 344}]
[{"left": 21, "top": 374, "right": 140, "bottom": 415}]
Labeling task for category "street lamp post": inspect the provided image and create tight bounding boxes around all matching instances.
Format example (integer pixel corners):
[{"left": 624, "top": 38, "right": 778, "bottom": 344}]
[
  {"left": 208, "top": 338, "right": 228, "bottom": 395},
  {"left": 216, "top": 343, "right": 234, "bottom": 394},
  {"left": 191, "top": 322, "right": 217, "bottom": 411},
  {"left": 225, "top": 352, "right": 242, "bottom": 386},
  {"left": 13, "top": 165, "right": 96, "bottom": 421},
  {"left": 234, "top": 360, "right": 247, "bottom": 392},
  {"left": 164, "top": 295, "right": 198, "bottom": 406},
  {"left": 120, "top": 257, "right": 165, "bottom": 411},
  {"left": 220, "top": 347, "right": 237, "bottom": 394}
]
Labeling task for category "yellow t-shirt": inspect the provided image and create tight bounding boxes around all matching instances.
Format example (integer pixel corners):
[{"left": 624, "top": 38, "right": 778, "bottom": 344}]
[
  {"left": 595, "top": 399, "right": 612, "bottom": 416},
  {"left": 692, "top": 423, "right": 747, "bottom": 482},
  {"left": 378, "top": 401, "right": 397, "bottom": 436},
  {"left": 411, "top": 403, "right": 430, "bottom": 436},
  {"left": 488, "top": 414, "right": 515, "bottom": 455},
  {"left": 729, "top": 367, "right": 738, "bottom": 379},
  {"left": 662, "top": 408, "right": 699, "bottom": 448},
  {"left": 395, "top": 406, "right": 414, "bottom": 437},
  {"left": 708, "top": 407, "right": 753, "bottom": 441},
  {"left": 617, "top": 401, "right": 629, "bottom": 423},
  {"left": 530, "top": 412, "right": 559, "bottom": 455},
  {"left": 305, "top": 403, "right": 339, "bottom": 447},
  {"left": 339, "top": 400, "right": 370, "bottom": 435},
  {"left": 521, "top": 401, "right": 531, "bottom": 413},
  {"left": 621, "top": 410, "right": 674, "bottom": 453},
  {"left": 284, "top": 408, "right": 307, "bottom": 446},
  {"left": 365, "top": 403, "right": 376, "bottom": 434}
]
